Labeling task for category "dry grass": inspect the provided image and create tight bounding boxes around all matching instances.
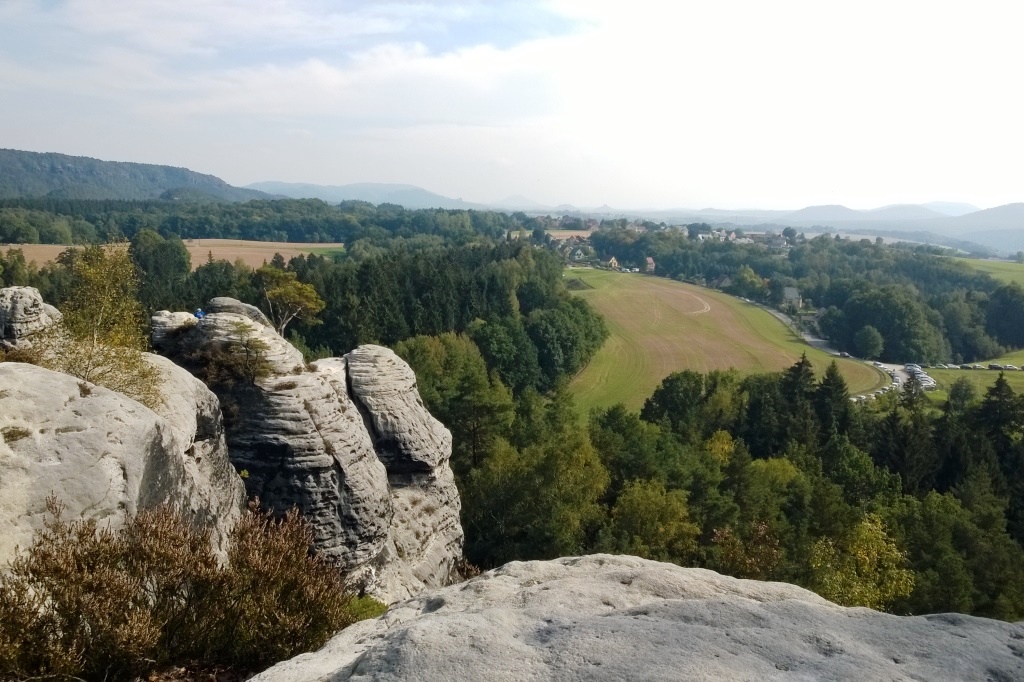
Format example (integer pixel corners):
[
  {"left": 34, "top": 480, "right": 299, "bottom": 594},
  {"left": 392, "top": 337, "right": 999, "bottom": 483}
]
[{"left": 1, "top": 239, "right": 345, "bottom": 271}]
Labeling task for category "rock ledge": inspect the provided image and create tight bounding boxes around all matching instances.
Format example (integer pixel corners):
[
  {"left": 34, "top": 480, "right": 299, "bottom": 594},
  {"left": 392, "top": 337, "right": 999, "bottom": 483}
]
[{"left": 254, "top": 554, "right": 1024, "bottom": 682}]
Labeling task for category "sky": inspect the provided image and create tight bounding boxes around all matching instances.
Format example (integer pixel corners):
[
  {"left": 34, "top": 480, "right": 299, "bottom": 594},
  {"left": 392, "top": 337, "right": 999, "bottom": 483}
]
[{"left": 1, "top": 0, "right": 1022, "bottom": 210}]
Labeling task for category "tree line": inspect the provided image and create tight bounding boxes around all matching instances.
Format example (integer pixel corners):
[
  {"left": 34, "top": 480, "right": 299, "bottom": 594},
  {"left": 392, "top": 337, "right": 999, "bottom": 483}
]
[{"left": 0, "top": 197, "right": 517, "bottom": 246}]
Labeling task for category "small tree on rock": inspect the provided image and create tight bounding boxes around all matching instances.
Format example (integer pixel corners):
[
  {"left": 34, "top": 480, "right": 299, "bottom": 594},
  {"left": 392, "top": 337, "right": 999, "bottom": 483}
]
[
  {"left": 11, "top": 245, "right": 162, "bottom": 409},
  {"left": 255, "top": 265, "right": 325, "bottom": 337}
]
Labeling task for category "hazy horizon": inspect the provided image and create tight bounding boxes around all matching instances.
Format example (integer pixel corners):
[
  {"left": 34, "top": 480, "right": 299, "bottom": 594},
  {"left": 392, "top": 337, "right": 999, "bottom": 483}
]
[{"left": 2, "top": 1, "right": 1021, "bottom": 211}]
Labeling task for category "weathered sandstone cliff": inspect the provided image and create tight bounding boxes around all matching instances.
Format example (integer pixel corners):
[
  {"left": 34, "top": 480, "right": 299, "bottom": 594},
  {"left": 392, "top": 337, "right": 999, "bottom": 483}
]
[{"left": 151, "top": 301, "right": 464, "bottom": 601}]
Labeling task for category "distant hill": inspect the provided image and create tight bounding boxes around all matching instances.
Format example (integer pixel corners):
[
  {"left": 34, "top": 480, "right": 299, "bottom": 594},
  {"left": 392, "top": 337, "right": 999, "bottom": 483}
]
[
  {"left": 866, "top": 204, "right": 945, "bottom": 221},
  {"left": 0, "top": 149, "right": 272, "bottom": 202},
  {"left": 922, "top": 201, "right": 980, "bottom": 217},
  {"left": 779, "top": 205, "right": 872, "bottom": 223},
  {"left": 943, "top": 203, "right": 1024, "bottom": 230},
  {"left": 245, "top": 181, "right": 488, "bottom": 210}
]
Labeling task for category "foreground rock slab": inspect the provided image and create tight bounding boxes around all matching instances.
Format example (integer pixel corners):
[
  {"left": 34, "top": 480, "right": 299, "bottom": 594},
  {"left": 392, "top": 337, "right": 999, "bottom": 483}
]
[{"left": 254, "top": 554, "right": 1024, "bottom": 682}]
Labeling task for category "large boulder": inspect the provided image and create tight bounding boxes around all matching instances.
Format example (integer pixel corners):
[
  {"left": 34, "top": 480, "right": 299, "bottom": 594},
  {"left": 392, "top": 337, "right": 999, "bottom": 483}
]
[
  {"left": 152, "top": 301, "right": 464, "bottom": 602},
  {"left": 0, "top": 286, "right": 61, "bottom": 350},
  {"left": 253, "top": 554, "right": 1024, "bottom": 682},
  {"left": 0, "top": 361, "right": 245, "bottom": 563}
]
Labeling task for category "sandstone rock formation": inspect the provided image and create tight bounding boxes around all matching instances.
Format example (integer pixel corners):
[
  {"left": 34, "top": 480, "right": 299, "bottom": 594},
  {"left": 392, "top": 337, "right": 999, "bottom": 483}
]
[
  {"left": 253, "top": 554, "right": 1024, "bottom": 682},
  {"left": 152, "top": 301, "right": 463, "bottom": 602},
  {"left": 0, "top": 361, "right": 245, "bottom": 563},
  {"left": 0, "top": 285, "right": 61, "bottom": 350}
]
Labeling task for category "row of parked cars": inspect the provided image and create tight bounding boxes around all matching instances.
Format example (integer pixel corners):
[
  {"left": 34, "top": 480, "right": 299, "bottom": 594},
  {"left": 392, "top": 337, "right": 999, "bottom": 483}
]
[
  {"left": 850, "top": 382, "right": 902, "bottom": 402},
  {"left": 903, "top": 364, "right": 937, "bottom": 389},
  {"left": 922, "top": 363, "right": 1020, "bottom": 371}
]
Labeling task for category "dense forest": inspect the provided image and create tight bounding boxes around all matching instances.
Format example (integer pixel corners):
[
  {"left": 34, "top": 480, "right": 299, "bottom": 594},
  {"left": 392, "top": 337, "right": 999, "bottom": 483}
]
[
  {"left": 590, "top": 227, "right": 1023, "bottom": 364},
  {"left": 402, "top": 345, "right": 1024, "bottom": 620},
  {"left": 1, "top": 230, "right": 606, "bottom": 397}
]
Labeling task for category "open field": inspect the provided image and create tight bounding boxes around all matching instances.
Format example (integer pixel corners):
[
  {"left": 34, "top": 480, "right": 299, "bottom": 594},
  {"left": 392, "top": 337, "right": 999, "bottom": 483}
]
[
  {"left": 955, "top": 257, "right": 1024, "bottom": 286},
  {"left": 567, "top": 269, "right": 886, "bottom": 413},
  {"left": 925, "top": 368, "right": 1024, "bottom": 405},
  {"left": 1, "top": 240, "right": 344, "bottom": 270}
]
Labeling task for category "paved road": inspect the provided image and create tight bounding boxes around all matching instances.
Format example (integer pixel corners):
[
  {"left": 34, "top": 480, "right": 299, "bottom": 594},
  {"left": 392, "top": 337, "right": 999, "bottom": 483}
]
[{"left": 753, "top": 302, "right": 894, "bottom": 397}]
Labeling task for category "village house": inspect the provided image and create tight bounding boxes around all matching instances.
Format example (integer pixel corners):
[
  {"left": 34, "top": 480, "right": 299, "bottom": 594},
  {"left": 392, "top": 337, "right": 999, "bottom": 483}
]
[
  {"left": 645, "top": 256, "right": 656, "bottom": 273},
  {"left": 607, "top": 256, "right": 619, "bottom": 269},
  {"left": 783, "top": 287, "right": 802, "bottom": 308}
]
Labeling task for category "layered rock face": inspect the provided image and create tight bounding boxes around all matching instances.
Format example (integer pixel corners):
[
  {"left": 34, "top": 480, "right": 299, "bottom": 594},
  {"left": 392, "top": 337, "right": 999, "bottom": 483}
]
[
  {"left": 254, "top": 554, "right": 1024, "bottom": 682},
  {"left": 152, "top": 301, "right": 463, "bottom": 602},
  {"left": 0, "top": 286, "right": 61, "bottom": 350},
  {"left": 0, "top": 360, "right": 245, "bottom": 563}
]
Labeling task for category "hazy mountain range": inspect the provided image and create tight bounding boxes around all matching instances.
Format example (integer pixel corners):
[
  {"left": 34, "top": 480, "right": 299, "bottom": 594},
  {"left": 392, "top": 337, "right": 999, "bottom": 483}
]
[{"left": 1, "top": 149, "right": 1020, "bottom": 254}]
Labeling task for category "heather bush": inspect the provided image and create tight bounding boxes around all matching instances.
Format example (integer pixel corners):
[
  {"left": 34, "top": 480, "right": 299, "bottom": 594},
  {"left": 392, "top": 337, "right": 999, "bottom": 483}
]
[{"left": 0, "top": 498, "right": 384, "bottom": 680}]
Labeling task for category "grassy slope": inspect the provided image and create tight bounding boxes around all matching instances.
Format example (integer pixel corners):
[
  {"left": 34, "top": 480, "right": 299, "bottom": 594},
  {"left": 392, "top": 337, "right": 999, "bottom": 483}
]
[
  {"left": 950, "top": 258, "right": 1024, "bottom": 368},
  {"left": 955, "top": 257, "right": 1024, "bottom": 287},
  {"left": 567, "top": 269, "right": 885, "bottom": 413}
]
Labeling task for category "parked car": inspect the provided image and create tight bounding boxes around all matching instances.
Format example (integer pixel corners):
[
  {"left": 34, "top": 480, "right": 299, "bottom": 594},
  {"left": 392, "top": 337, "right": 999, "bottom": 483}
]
[
  {"left": 989, "top": 364, "right": 1004, "bottom": 370},
  {"left": 1005, "top": 365, "right": 1020, "bottom": 371},
  {"left": 960, "top": 364, "right": 972, "bottom": 370}
]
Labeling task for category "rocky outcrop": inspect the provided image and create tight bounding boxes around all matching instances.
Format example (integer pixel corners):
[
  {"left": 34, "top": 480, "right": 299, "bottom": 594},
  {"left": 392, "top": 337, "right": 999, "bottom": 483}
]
[
  {"left": 254, "top": 554, "right": 1024, "bottom": 682},
  {"left": 205, "top": 296, "right": 274, "bottom": 328},
  {"left": 0, "top": 361, "right": 245, "bottom": 563},
  {"left": 0, "top": 286, "right": 61, "bottom": 350},
  {"left": 152, "top": 301, "right": 463, "bottom": 602}
]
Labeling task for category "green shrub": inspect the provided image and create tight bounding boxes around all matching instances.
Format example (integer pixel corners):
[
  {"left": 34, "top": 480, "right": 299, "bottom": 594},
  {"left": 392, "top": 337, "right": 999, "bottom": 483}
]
[{"left": 0, "top": 498, "right": 382, "bottom": 680}]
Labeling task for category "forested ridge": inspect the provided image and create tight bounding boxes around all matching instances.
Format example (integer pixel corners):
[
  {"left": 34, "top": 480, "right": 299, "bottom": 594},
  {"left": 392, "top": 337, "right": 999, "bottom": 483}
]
[
  {"left": 590, "top": 227, "right": 1024, "bottom": 364},
  {"left": 0, "top": 149, "right": 269, "bottom": 202}
]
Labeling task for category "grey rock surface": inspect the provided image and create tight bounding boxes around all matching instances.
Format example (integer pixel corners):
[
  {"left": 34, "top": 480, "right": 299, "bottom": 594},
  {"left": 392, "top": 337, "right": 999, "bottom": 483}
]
[
  {"left": 206, "top": 296, "right": 274, "bottom": 328},
  {"left": 0, "top": 286, "right": 61, "bottom": 349},
  {"left": 254, "top": 554, "right": 1024, "bottom": 682},
  {"left": 0, "top": 362, "right": 245, "bottom": 563},
  {"left": 152, "top": 300, "right": 463, "bottom": 602},
  {"left": 346, "top": 346, "right": 453, "bottom": 472}
]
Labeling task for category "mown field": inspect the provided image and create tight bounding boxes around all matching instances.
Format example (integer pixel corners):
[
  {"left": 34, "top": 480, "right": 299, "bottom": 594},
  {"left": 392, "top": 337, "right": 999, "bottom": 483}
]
[
  {"left": 566, "top": 269, "right": 886, "bottom": 413},
  {"left": 955, "top": 257, "right": 1024, "bottom": 286},
  {"left": 0, "top": 239, "right": 345, "bottom": 270}
]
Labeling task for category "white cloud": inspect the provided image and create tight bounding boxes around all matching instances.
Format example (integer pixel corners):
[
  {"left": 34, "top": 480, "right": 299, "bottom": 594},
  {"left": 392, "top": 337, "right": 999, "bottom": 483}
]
[{"left": 1, "top": 0, "right": 1022, "bottom": 208}]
